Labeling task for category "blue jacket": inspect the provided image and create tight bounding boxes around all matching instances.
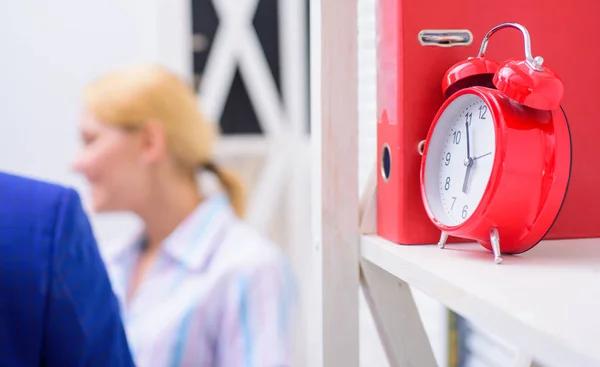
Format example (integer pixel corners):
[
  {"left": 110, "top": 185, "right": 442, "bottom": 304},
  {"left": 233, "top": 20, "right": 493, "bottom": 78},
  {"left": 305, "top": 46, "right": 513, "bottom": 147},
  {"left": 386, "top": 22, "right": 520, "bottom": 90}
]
[{"left": 0, "top": 172, "right": 134, "bottom": 366}]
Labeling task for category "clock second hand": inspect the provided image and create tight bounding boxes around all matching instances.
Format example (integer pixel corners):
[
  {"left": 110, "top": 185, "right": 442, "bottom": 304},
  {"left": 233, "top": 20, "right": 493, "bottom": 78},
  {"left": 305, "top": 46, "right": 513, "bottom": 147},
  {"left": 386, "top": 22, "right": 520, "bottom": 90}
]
[{"left": 474, "top": 152, "right": 491, "bottom": 160}]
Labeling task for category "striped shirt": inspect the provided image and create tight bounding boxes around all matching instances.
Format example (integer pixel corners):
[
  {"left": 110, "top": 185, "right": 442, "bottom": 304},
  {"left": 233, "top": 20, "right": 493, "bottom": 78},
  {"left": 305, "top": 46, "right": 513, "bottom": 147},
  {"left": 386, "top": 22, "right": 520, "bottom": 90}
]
[{"left": 100, "top": 194, "right": 295, "bottom": 367}]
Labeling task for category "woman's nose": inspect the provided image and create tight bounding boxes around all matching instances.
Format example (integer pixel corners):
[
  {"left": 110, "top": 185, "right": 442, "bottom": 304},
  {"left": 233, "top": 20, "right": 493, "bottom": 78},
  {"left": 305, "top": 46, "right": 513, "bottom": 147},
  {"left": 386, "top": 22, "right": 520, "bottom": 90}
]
[{"left": 71, "top": 153, "right": 86, "bottom": 173}]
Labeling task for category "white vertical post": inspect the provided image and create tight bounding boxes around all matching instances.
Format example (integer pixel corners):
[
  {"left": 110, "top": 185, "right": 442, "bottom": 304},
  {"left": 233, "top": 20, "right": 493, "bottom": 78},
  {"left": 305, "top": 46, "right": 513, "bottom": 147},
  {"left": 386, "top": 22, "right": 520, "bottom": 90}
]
[
  {"left": 309, "top": 0, "right": 359, "bottom": 365},
  {"left": 279, "top": 0, "right": 310, "bottom": 363},
  {"left": 279, "top": 0, "right": 308, "bottom": 135},
  {"left": 286, "top": 137, "right": 312, "bottom": 367},
  {"left": 308, "top": 0, "right": 323, "bottom": 363}
]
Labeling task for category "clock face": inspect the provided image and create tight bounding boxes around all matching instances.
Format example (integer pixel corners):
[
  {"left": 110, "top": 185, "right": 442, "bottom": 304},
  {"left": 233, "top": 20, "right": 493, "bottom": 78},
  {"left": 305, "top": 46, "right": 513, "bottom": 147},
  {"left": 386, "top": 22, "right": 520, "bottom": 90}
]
[{"left": 423, "top": 93, "right": 496, "bottom": 226}]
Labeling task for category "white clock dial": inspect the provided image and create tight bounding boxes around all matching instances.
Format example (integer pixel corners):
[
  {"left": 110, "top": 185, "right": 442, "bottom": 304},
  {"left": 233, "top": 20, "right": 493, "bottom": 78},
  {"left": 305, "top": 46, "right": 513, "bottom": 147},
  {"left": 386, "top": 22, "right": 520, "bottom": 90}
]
[{"left": 424, "top": 94, "right": 496, "bottom": 226}]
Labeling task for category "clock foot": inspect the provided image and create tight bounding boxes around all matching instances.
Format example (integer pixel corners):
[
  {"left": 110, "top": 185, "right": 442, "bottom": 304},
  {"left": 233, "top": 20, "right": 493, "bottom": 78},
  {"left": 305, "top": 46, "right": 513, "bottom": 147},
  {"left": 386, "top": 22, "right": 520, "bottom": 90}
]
[
  {"left": 490, "top": 228, "right": 503, "bottom": 264},
  {"left": 438, "top": 231, "right": 448, "bottom": 249}
]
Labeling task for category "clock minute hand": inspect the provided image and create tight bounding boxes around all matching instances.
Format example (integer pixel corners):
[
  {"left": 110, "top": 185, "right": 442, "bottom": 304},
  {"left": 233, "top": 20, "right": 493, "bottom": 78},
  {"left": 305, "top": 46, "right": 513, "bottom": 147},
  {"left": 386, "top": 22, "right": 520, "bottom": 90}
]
[
  {"left": 462, "top": 113, "right": 474, "bottom": 194},
  {"left": 465, "top": 114, "right": 472, "bottom": 161}
]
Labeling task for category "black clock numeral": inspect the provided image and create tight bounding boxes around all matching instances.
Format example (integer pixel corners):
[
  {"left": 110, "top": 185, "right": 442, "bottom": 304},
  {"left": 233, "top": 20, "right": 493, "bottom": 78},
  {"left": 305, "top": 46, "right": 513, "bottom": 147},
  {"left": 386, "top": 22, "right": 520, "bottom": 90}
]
[
  {"left": 479, "top": 105, "right": 487, "bottom": 119},
  {"left": 466, "top": 112, "right": 473, "bottom": 126},
  {"left": 444, "top": 177, "right": 451, "bottom": 190},
  {"left": 451, "top": 196, "right": 457, "bottom": 209},
  {"left": 444, "top": 152, "right": 451, "bottom": 166},
  {"left": 453, "top": 131, "right": 461, "bottom": 144},
  {"left": 462, "top": 205, "right": 468, "bottom": 219}
]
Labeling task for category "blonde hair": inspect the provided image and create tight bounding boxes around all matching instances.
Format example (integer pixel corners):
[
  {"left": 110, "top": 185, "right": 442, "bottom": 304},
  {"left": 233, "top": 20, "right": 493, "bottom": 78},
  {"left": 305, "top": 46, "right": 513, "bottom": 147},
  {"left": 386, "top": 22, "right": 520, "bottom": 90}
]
[{"left": 83, "top": 64, "right": 246, "bottom": 217}]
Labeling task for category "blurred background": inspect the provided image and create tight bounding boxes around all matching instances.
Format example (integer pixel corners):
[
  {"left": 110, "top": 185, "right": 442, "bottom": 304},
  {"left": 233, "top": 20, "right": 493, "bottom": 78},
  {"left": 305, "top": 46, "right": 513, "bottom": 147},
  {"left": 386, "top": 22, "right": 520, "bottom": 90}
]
[{"left": 0, "top": 1, "right": 515, "bottom": 366}]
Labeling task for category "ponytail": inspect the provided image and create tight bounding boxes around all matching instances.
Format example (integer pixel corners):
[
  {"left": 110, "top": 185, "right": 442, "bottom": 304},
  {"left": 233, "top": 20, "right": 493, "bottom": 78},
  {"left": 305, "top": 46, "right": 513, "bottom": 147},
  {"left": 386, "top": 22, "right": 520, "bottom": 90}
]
[{"left": 203, "top": 162, "right": 246, "bottom": 218}]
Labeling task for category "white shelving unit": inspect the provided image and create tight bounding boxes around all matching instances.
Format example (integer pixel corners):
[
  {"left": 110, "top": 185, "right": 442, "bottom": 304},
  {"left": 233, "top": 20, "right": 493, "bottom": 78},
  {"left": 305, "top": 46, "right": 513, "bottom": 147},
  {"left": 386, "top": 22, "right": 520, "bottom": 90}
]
[
  {"left": 361, "top": 235, "right": 600, "bottom": 367},
  {"left": 308, "top": 0, "right": 600, "bottom": 366}
]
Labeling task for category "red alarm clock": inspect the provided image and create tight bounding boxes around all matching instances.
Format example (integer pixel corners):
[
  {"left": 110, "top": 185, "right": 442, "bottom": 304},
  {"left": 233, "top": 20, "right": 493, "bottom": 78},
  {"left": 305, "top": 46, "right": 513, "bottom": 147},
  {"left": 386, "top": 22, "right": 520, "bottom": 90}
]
[{"left": 419, "top": 22, "right": 571, "bottom": 264}]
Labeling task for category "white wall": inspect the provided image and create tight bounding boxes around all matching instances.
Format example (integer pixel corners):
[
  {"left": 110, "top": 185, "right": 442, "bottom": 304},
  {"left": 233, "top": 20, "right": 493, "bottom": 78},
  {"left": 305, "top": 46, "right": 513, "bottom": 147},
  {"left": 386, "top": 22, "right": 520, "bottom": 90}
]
[{"left": 0, "top": 0, "right": 190, "bottom": 244}]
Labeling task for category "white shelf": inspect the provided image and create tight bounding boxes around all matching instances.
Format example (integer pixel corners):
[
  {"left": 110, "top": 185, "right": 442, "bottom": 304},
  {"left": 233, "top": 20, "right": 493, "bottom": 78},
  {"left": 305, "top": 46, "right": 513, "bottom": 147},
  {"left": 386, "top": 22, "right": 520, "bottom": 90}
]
[
  {"left": 361, "top": 234, "right": 600, "bottom": 367},
  {"left": 310, "top": 0, "right": 600, "bottom": 364}
]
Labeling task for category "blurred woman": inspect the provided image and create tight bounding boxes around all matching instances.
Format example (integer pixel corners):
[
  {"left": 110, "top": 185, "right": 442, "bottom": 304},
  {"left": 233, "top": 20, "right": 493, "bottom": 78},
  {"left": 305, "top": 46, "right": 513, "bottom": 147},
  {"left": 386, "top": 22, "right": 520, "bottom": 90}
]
[{"left": 73, "top": 65, "right": 294, "bottom": 367}]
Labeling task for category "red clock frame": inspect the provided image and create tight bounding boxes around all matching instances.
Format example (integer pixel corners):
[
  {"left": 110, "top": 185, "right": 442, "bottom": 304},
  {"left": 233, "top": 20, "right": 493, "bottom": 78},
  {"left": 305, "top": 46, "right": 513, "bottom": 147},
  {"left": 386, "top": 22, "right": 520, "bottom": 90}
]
[{"left": 420, "top": 86, "right": 572, "bottom": 254}]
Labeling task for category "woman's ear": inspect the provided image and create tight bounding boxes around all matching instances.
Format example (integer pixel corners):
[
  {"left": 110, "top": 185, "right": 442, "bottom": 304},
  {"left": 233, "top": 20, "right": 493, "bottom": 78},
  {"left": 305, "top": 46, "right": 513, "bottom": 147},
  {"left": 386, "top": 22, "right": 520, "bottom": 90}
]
[{"left": 139, "top": 120, "right": 167, "bottom": 164}]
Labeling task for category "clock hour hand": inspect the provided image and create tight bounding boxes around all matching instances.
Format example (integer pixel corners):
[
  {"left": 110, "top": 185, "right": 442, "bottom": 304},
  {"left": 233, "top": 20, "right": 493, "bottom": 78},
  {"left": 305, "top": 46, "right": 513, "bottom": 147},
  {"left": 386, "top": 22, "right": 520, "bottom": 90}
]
[
  {"left": 462, "top": 152, "right": 492, "bottom": 193},
  {"left": 462, "top": 152, "right": 490, "bottom": 194}
]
